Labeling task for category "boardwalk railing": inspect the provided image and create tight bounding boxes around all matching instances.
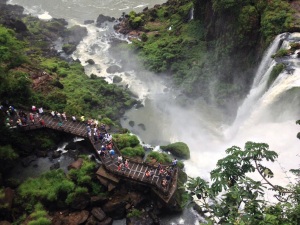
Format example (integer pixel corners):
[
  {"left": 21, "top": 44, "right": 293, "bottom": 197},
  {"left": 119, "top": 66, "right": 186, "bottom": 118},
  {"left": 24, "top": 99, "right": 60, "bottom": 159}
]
[{"left": 12, "top": 110, "right": 178, "bottom": 202}]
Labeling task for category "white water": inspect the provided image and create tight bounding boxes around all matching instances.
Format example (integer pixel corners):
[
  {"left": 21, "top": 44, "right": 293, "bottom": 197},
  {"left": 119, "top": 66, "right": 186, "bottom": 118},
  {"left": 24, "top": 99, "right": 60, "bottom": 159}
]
[{"left": 6, "top": 0, "right": 300, "bottom": 223}]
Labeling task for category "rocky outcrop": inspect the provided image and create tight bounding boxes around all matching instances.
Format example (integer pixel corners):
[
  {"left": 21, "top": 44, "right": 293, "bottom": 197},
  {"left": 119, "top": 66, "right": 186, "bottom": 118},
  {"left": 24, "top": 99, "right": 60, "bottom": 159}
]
[
  {"left": 70, "top": 193, "right": 90, "bottom": 210},
  {"left": 68, "top": 158, "right": 84, "bottom": 170},
  {"left": 91, "top": 207, "right": 106, "bottom": 221},
  {"left": 96, "top": 14, "right": 115, "bottom": 27},
  {"left": 51, "top": 210, "right": 89, "bottom": 225},
  {"left": 106, "top": 65, "right": 122, "bottom": 74}
]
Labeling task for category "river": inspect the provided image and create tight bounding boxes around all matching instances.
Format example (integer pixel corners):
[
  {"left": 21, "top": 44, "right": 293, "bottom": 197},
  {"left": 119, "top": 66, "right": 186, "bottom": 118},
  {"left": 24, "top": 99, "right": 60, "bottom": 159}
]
[{"left": 7, "top": 0, "right": 300, "bottom": 224}]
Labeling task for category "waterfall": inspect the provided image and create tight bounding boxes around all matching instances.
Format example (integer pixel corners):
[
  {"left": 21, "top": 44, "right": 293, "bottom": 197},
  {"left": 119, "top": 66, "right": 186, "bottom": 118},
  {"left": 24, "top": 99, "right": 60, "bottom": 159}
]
[{"left": 226, "top": 33, "right": 300, "bottom": 139}]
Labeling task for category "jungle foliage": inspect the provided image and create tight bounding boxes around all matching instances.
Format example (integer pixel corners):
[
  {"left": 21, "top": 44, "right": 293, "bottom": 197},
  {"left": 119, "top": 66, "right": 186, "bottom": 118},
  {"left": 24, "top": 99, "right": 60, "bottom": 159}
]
[
  {"left": 186, "top": 140, "right": 300, "bottom": 224},
  {"left": 121, "top": 0, "right": 297, "bottom": 111},
  {"left": 113, "top": 133, "right": 145, "bottom": 158}
]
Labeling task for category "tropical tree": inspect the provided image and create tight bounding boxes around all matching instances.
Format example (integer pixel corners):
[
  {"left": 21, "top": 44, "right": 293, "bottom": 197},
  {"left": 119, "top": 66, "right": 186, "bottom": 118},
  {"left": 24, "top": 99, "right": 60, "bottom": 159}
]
[{"left": 186, "top": 141, "right": 299, "bottom": 224}]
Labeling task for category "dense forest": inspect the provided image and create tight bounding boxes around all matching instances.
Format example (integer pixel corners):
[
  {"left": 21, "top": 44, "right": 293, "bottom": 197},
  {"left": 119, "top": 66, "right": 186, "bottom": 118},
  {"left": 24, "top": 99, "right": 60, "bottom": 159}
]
[{"left": 0, "top": 0, "right": 300, "bottom": 224}]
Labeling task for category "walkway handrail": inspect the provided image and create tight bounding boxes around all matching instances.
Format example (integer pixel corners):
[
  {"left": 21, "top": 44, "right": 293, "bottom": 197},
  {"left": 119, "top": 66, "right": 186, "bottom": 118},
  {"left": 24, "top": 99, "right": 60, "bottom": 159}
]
[{"left": 7, "top": 108, "right": 178, "bottom": 199}]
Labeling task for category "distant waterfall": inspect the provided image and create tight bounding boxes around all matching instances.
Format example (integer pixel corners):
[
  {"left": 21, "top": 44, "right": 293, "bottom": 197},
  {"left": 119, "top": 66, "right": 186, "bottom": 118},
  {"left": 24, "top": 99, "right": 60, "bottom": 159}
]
[{"left": 227, "top": 33, "right": 300, "bottom": 138}]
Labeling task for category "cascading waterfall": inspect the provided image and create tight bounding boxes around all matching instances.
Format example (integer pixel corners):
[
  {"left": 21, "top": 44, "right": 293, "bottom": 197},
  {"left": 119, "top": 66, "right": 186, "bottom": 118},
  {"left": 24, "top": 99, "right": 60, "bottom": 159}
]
[{"left": 226, "top": 33, "right": 300, "bottom": 139}]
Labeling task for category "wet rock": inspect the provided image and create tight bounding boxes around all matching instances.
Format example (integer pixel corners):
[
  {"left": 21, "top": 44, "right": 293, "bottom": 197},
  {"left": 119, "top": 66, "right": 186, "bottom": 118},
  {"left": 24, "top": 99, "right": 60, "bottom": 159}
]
[
  {"left": 96, "top": 14, "right": 115, "bottom": 27},
  {"left": 65, "top": 142, "right": 77, "bottom": 150},
  {"left": 21, "top": 155, "right": 37, "bottom": 167},
  {"left": 129, "top": 121, "right": 135, "bottom": 127},
  {"left": 68, "top": 158, "right": 84, "bottom": 170},
  {"left": 3, "top": 18, "right": 27, "bottom": 32},
  {"left": 91, "top": 207, "right": 106, "bottom": 221},
  {"left": 90, "top": 195, "right": 109, "bottom": 206},
  {"left": 106, "top": 65, "right": 122, "bottom": 74},
  {"left": 102, "top": 198, "right": 126, "bottom": 219},
  {"left": 99, "top": 217, "right": 113, "bottom": 225},
  {"left": 138, "top": 123, "right": 146, "bottom": 131},
  {"left": 113, "top": 75, "right": 122, "bottom": 83},
  {"left": 50, "top": 162, "right": 60, "bottom": 170},
  {"left": 52, "top": 150, "right": 61, "bottom": 159},
  {"left": 135, "top": 101, "right": 144, "bottom": 109},
  {"left": 71, "top": 193, "right": 90, "bottom": 210},
  {"left": 86, "top": 59, "right": 95, "bottom": 65},
  {"left": 126, "top": 211, "right": 157, "bottom": 225},
  {"left": 68, "top": 210, "right": 89, "bottom": 224},
  {"left": 84, "top": 20, "right": 94, "bottom": 25}
]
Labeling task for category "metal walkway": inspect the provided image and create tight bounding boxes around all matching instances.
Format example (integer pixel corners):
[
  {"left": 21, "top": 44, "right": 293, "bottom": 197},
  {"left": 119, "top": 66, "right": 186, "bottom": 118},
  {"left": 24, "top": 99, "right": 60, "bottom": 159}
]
[{"left": 20, "top": 112, "right": 178, "bottom": 203}]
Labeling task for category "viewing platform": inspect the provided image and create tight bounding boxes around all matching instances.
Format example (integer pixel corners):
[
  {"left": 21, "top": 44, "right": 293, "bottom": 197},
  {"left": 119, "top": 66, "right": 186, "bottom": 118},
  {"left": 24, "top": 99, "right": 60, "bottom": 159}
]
[{"left": 15, "top": 111, "right": 178, "bottom": 204}]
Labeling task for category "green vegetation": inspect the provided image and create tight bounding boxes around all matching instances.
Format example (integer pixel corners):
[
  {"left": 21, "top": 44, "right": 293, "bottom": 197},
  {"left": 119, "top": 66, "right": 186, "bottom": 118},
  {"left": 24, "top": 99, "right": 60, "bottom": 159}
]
[
  {"left": 15, "top": 157, "right": 104, "bottom": 215},
  {"left": 161, "top": 142, "right": 190, "bottom": 159},
  {"left": 186, "top": 141, "right": 300, "bottom": 224},
  {"left": 28, "top": 203, "right": 51, "bottom": 225},
  {"left": 113, "top": 133, "right": 145, "bottom": 157},
  {"left": 118, "top": 0, "right": 298, "bottom": 110},
  {"left": 267, "top": 63, "right": 285, "bottom": 89},
  {"left": 127, "top": 208, "right": 143, "bottom": 218},
  {"left": 145, "top": 151, "right": 172, "bottom": 164}
]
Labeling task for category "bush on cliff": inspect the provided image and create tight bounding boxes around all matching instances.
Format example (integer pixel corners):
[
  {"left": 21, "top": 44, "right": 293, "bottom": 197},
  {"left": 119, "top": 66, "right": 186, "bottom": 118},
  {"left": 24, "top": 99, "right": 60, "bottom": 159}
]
[{"left": 161, "top": 142, "right": 190, "bottom": 159}]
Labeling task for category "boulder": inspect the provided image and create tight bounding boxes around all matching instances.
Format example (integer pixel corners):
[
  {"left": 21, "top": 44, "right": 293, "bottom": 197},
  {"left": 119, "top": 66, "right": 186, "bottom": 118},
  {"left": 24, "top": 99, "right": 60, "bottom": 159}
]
[
  {"left": 68, "top": 210, "right": 89, "bottom": 224},
  {"left": 52, "top": 150, "right": 61, "bottom": 159},
  {"left": 91, "top": 207, "right": 106, "bottom": 221},
  {"left": 102, "top": 198, "right": 126, "bottom": 219},
  {"left": 106, "top": 65, "right": 122, "bottom": 74},
  {"left": 50, "top": 162, "right": 60, "bottom": 170},
  {"left": 96, "top": 14, "right": 115, "bottom": 27},
  {"left": 71, "top": 193, "right": 90, "bottom": 210},
  {"left": 129, "top": 121, "right": 135, "bottom": 127},
  {"left": 86, "top": 59, "right": 95, "bottom": 65},
  {"left": 138, "top": 123, "right": 146, "bottom": 131},
  {"left": 65, "top": 142, "right": 77, "bottom": 150},
  {"left": 65, "top": 25, "right": 87, "bottom": 44},
  {"left": 84, "top": 20, "right": 94, "bottom": 25},
  {"left": 126, "top": 211, "right": 157, "bottom": 225},
  {"left": 160, "top": 142, "right": 190, "bottom": 159},
  {"left": 113, "top": 75, "right": 122, "bottom": 83},
  {"left": 68, "top": 158, "right": 84, "bottom": 170},
  {"left": 99, "top": 217, "right": 113, "bottom": 225},
  {"left": 90, "top": 195, "right": 109, "bottom": 206}
]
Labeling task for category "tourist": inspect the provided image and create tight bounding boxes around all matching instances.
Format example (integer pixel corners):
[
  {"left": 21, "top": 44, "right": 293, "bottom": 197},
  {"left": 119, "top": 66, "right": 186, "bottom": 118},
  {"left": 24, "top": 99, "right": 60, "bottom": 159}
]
[
  {"left": 117, "top": 162, "right": 124, "bottom": 171},
  {"left": 29, "top": 113, "right": 35, "bottom": 124},
  {"left": 109, "top": 149, "right": 115, "bottom": 159},
  {"left": 62, "top": 112, "right": 67, "bottom": 121},
  {"left": 72, "top": 115, "right": 76, "bottom": 122},
  {"left": 39, "top": 118, "right": 45, "bottom": 126},
  {"left": 145, "top": 170, "right": 151, "bottom": 178},
  {"left": 38, "top": 107, "right": 44, "bottom": 115},
  {"left": 161, "top": 178, "right": 168, "bottom": 188},
  {"left": 124, "top": 159, "right": 130, "bottom": 170},
  {"left": 32, "top": 105, "right": 37, "bottom": 113},
  {"left": 172, "top": 158, "right": 178, "bottom": 168},
  {"left": 80, "top": 115, "right": 85, "bottom": 123},
  {"left": 117, "top": 155, "right": 123, "bottom": 164},
  {"left": 150, "top": 169, "right": 155, "bottom": 177},
  {"left": 51, "top": 111, "right": 55, "bottom": 118}
]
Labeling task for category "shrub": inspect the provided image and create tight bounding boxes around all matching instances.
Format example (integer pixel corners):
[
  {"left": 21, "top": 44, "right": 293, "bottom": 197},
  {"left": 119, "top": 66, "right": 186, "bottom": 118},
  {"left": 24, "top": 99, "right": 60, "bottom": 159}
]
[
  {"left": 113, "top": 133, "right": 140, "bottom": 149},
  {"left": 145, "top": 151, "right": 172, "bottom": 164},
  {"left": 27, "top": 203, "right": 51, "bottom": 225},
  {"left": 121, "top": 146, "right": 145, "bottom": 158},
  {"left": 160, "top": 142, "right": 190, "bottom": 159},
  {"left": 127, "top": 209, "right": 142, "bottom": 218},
  {"left": 272, "top": 49, "right": 290, "bottom": 58}
]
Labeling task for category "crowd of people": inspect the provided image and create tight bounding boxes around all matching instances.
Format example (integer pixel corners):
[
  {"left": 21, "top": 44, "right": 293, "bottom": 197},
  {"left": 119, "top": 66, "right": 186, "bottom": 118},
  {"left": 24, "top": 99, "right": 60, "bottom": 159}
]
[
  {"left": 145, "top": 159, "right": 177, "bottom": 189},
  {"left": 1, "top": 103, "right": 177, "bottom": 192}
]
